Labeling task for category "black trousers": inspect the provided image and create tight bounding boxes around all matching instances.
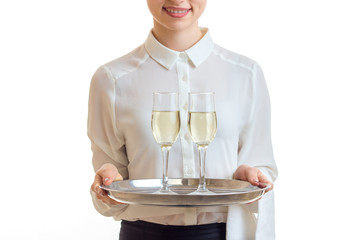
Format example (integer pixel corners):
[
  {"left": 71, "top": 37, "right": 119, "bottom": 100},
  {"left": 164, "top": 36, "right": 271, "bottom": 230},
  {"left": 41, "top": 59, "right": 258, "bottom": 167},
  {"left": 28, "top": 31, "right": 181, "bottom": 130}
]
[{"left": 120, "top": 220, "right": 226, "bottom": 240}]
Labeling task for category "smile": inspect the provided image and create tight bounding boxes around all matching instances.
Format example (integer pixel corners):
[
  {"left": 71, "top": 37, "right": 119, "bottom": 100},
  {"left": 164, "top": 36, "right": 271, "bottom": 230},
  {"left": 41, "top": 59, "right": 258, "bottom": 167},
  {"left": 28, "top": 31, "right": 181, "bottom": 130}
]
[
  {"left": 165, "top": 8, "right": 190, "bottom": 14},
  {"left": 163, "top": 7, "right": 191, "bottom": 18}
]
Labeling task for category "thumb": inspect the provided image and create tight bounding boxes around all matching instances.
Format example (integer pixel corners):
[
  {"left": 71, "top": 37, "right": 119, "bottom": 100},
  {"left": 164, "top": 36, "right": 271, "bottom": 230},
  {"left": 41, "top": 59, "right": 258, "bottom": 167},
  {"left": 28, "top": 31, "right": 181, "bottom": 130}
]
[
  {"left": 104, "top": 172, "right": 123, "bottom": 186},
  {"left": 245, "top": 167, "right": 260, "bottom": 187},
  {"left": 257, "top": 171, "right": 273, "bottom": 191},
  {"left": 98, "top": 164, "right": 119, "bottom": 186},
  {"left": 102, "top": 171, "right": 118, "bottom": 186}
]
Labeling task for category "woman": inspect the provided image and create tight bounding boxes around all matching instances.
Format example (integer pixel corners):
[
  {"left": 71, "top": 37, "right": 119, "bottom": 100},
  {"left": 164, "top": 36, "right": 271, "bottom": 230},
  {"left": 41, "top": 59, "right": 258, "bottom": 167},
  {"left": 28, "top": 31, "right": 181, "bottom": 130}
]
[{"left": 88, "top": 0, "right": 278, "bottom": 239}]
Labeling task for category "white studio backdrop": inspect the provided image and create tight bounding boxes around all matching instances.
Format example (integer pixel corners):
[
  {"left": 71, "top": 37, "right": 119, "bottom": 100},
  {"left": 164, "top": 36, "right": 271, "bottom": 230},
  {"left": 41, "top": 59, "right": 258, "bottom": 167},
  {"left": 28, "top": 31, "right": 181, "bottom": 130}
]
[{"left": 0, "top": 0, "right": 359, "bottom": 239}]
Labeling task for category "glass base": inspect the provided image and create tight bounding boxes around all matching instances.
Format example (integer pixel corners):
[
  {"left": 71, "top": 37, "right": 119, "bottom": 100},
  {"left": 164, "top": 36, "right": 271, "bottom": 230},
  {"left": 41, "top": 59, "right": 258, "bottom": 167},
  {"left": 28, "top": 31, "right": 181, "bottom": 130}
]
[
  {"left": 152, "top": 188, "right": 177, "bottom": 195},
  {"left": 188, "top": 188, "right": 216, "bottom": 195}
]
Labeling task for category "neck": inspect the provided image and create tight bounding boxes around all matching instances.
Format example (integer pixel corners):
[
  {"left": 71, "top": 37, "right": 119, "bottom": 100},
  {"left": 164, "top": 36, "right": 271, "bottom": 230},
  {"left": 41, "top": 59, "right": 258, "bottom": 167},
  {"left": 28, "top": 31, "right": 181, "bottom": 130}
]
[{"left": 152, "top": 21, "right": 203, "bottom": 52}]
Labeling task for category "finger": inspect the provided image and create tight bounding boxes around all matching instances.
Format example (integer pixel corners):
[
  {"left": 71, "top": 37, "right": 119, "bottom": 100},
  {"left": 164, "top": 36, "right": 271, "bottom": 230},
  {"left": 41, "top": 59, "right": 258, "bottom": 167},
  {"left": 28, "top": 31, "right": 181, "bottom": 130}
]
[
  {"left": 91, "top": 174, "right": 105, "bottom": 195},
  {"left": 245, "top": 168, "right": 260, "bottom": 186},
  {"left": 102, "top": 194, "right": 126, "bottom": 205},
  {"left": 92, "top": 173, "right": 126, "bottom": 205},
  {"left": 96, "top": 188, "right": 127, "bottom": 205},
  {"left": 257, "top": 171, "right": 274, "bottom": 192},
  {"left": 103, "top": 172, "right": 123, "bottom": 187},
  {"left": 92, "top": 173, "right": 116, "bottom": 202},
  {"left": 94, "top": 187, "right": 105, "bottom": 199},
  {"left": 101, "top": 172, "right": 117, "bottom": 186},
  {"left": 92, "top": 183, "right": 126, "bottom": 205},
  {"left": 97, "top": 168, "right": 119, "bottom": 186},
  {"left": 92, "top": 185, "right": 107, "bottom": 199}
]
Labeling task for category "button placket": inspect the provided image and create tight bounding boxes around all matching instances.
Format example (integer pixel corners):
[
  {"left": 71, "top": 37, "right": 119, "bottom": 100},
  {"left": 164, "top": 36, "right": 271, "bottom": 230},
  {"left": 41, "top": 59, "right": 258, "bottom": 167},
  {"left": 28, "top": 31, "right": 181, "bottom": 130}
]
[{"left": 176, "top": 54, "right": 195, "bottom": 178}]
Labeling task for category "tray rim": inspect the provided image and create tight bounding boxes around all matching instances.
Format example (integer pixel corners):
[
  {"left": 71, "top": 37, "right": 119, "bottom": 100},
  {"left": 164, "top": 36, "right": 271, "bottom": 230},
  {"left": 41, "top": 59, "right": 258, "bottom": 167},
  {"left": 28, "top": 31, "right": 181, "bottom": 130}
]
[{"left": 100, "top": 178, "right": 269, "bottom": 207}]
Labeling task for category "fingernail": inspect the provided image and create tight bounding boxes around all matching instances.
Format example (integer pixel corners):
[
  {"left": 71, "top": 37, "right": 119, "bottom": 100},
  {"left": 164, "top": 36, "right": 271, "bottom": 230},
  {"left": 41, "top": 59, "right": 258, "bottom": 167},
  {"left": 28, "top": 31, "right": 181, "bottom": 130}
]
[
  {"left": 104, "top": 177, "right": 110, "bottom": 183},
  {"left": 259, "top": 183, "right": 267, "bottom": 188},
  {"left": 253, "top": 179, "right": 259, "bottom": 183}
]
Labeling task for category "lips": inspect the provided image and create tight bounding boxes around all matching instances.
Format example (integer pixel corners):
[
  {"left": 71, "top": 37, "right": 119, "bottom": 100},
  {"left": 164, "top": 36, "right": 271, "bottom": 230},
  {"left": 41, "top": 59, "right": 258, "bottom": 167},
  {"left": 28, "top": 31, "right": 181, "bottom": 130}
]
[{"left": 163, "top": 7, "right": 191, "bottom": 18}]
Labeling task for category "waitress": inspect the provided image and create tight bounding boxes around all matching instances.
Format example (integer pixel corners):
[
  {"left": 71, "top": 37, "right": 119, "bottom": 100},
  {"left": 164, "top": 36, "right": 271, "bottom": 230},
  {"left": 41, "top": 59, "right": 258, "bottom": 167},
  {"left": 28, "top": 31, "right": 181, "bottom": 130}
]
[{"left": 88, "top": 0, "right": 278, "bottom": 239}]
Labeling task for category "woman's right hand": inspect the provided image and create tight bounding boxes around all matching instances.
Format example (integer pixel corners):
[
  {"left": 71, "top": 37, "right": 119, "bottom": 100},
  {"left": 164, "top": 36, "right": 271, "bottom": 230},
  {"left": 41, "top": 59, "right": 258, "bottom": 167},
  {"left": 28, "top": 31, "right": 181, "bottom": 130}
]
[{"left": 91, "top": 163, "right": 127, "bottom": 205}]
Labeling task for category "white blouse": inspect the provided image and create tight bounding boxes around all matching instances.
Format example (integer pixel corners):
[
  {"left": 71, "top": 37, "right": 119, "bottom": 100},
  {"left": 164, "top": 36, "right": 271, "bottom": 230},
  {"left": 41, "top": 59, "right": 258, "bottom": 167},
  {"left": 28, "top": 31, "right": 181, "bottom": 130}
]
[{"left": 88, "top": 28, "right": 278, "bottom": 239}]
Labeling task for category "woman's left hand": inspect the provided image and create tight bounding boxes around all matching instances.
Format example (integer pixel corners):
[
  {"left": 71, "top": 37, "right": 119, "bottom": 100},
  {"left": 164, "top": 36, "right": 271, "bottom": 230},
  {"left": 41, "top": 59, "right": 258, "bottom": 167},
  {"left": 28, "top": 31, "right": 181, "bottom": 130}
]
[{"left": 233, "top": 164, "right": 273, "bottom": 193}]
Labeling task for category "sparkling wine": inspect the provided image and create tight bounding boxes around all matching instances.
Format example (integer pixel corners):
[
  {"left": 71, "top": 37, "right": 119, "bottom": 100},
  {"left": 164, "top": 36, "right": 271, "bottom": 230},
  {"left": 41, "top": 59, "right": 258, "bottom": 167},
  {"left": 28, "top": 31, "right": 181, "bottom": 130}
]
[
  {"left": 188, "top": 112, "right": 217, "bottom": 147},
  {"left": 151, "top": 110, "right": 180, "bottom": 147}
]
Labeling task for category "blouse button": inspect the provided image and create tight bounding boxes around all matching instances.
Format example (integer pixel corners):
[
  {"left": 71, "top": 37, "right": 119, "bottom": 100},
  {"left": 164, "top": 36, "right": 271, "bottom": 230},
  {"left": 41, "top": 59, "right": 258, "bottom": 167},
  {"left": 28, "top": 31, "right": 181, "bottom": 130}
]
[{"left": 179, "top": 52, "right": 187, "bottom": 59}]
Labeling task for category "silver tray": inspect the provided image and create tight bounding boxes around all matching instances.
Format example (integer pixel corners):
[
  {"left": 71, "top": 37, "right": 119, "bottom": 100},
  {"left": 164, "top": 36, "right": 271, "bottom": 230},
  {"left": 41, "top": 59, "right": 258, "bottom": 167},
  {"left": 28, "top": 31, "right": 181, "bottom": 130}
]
[{"left": 100, "top": 178, "right": 269, "bottom": 207}]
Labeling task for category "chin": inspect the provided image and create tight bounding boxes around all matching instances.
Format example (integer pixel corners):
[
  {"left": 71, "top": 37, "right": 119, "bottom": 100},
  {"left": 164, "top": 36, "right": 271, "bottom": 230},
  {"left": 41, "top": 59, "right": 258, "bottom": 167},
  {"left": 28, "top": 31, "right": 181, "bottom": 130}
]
[{"left": 164, "top": 20, "right": 197, "bottom": 32}]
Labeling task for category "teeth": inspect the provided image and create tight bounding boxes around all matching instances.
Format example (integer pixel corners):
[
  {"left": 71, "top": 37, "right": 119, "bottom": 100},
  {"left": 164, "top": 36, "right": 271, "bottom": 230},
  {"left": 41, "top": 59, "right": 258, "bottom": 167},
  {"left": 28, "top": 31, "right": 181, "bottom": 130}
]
[{"left": 166, "top": 9, "right": 188, "bottom": 14}]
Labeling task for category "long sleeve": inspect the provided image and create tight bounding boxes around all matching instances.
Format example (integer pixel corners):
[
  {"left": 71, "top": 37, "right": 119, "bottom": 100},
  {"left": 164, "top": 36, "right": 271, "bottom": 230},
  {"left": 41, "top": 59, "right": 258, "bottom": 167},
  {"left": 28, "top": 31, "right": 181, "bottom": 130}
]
[
  {"left": 87, "top": 31, "right": 278, "bottom": 229},
  {"left": 87, "top": 66, "right": 129, "bottom": 217},
  {"left": 227, "top": 62, "right": 278, "bottom": 240},
  {"left": 237, "top": 62, "right": 278, "bottom": 182}
]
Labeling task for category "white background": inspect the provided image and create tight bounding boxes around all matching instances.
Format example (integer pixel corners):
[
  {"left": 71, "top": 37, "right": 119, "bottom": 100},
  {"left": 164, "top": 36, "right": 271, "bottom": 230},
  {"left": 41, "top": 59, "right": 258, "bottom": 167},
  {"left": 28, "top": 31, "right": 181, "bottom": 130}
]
[{"left": 1, "top": 0, "right": 359, "bottom": 239}]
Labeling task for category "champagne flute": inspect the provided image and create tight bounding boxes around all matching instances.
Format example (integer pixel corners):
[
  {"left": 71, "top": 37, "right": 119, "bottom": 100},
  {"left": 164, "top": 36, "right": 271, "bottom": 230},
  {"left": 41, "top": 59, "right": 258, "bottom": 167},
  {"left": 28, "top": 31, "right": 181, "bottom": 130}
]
[
  {"left": 151, "top": 92, "right": 180, "bottom": 194},
  {"left": 188, "top": 92, "right": 217, "bottom": 194}
]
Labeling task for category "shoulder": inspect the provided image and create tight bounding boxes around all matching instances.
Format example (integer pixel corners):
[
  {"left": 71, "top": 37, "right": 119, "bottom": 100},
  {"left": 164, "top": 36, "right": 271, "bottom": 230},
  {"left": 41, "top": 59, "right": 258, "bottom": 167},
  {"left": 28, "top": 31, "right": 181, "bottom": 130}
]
[
  {"left": 90, "top": 44, "right": 149, "bottom": 97},
  {"left": 97, "top": 44, "right": 150, "bottom": 81},
  {"left": 212, "top": 44, "right": 258, "bottom": 72}
]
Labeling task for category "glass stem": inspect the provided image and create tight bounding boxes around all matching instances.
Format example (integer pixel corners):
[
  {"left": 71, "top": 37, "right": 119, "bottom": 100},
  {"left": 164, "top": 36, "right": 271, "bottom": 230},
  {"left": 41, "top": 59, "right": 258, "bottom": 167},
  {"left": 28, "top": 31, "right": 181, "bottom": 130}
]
[
  {"left": 197, "top": 145, "right": 208, "bottom": 192},
  {"left": 160, "top": 146, "right": 171, "bottom": 192}
]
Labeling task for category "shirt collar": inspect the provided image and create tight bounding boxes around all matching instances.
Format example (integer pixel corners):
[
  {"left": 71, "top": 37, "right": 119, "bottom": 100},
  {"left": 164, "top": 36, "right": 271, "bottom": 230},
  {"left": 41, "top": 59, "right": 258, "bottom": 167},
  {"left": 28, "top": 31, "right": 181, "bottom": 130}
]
[{"left": 144, "top": 28, "right": 214, "bottom": 70}]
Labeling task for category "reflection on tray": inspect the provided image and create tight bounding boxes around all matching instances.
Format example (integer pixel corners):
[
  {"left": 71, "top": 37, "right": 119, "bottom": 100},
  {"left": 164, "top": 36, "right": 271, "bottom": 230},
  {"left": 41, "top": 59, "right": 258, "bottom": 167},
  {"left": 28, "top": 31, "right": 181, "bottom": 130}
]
[{"left": 100, "top": 178, "right": 268, "bottom": 207}]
